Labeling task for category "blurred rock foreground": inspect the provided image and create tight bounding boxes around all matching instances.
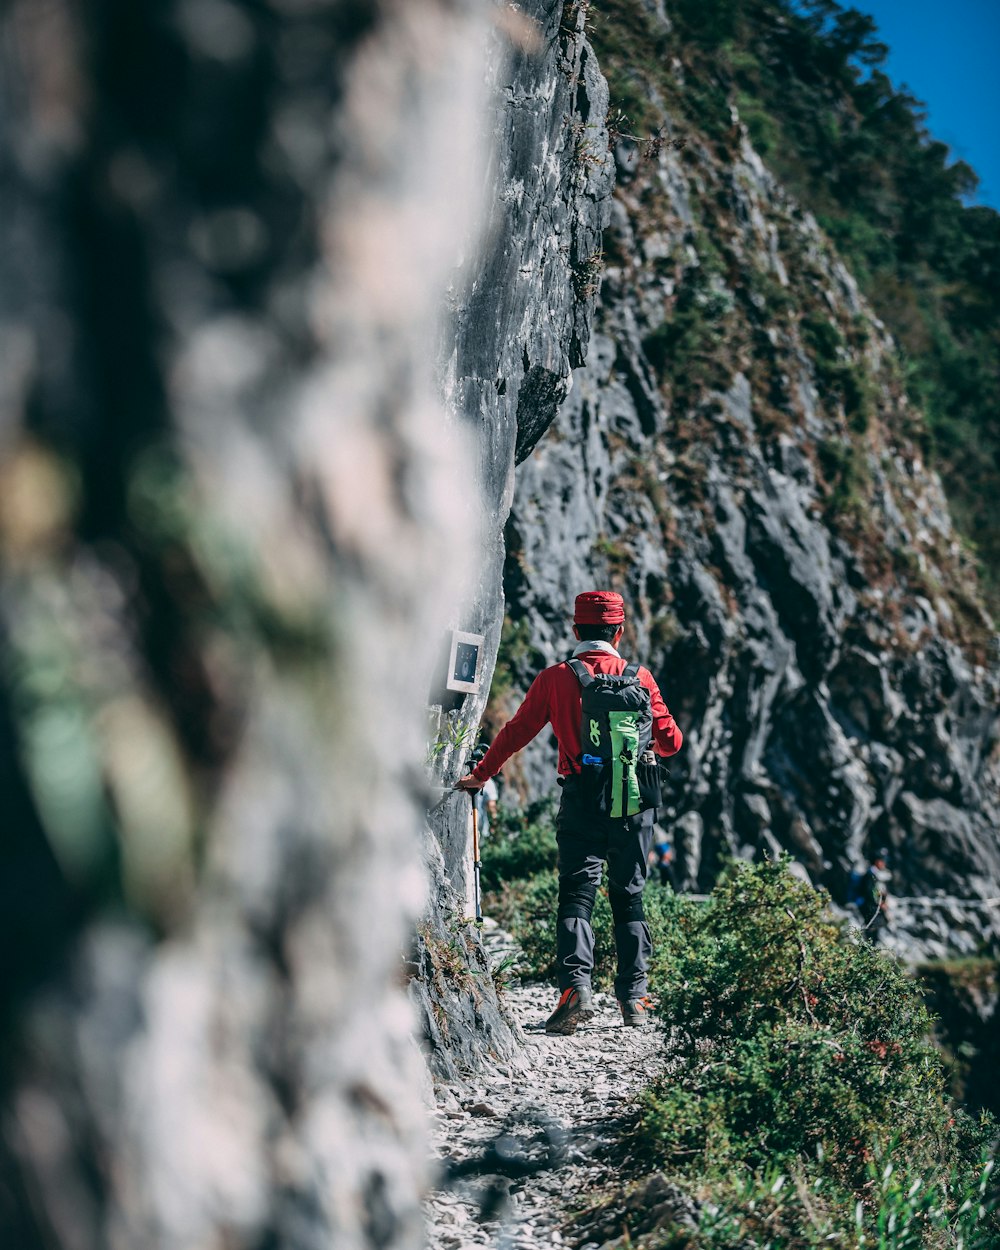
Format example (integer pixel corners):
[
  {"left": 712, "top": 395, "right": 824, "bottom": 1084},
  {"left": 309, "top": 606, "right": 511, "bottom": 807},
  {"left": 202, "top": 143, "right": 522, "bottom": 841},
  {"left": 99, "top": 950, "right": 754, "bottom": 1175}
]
[{"left": 0, "top": 0, "right": 500, "bottom": 1246}]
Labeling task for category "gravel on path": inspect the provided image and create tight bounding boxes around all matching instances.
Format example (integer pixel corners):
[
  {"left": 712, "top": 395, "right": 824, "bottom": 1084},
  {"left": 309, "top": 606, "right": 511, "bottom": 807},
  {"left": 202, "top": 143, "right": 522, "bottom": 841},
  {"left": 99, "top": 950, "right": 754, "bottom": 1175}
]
[{"left": 424, "top": 958, "right": 666, "bottom": 1249}]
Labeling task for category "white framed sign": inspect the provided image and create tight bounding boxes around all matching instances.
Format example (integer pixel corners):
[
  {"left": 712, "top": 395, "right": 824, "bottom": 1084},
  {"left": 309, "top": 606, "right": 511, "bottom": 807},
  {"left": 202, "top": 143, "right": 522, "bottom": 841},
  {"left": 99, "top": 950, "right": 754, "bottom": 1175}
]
[{"left": 446, "top": 630, "right": 485, "bottom": 694}]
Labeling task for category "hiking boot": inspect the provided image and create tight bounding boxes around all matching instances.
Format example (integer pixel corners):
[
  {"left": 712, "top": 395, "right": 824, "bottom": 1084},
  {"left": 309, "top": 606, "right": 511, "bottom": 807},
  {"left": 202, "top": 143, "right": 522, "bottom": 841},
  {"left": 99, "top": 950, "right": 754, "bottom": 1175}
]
[
  {"left": 619, "top": 995, "right": 654, "bottom": 1027},
  {"left": 544, "top": 986, "right": 596, "bottom": 1035}
]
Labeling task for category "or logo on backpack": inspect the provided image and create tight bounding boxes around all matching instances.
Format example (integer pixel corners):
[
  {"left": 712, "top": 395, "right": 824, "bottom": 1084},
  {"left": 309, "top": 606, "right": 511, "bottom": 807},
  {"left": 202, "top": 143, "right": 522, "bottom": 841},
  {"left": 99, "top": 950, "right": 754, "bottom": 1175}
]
[{"left": 568, "top": 658, "right": 659, "bottom": 817}]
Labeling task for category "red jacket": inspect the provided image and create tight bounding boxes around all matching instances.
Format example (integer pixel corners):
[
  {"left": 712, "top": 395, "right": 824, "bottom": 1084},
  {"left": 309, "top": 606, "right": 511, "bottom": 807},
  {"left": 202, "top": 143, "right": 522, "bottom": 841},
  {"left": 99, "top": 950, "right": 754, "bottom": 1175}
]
[{"left": 471, "top": 649, "right": 683, "bottom": 782}]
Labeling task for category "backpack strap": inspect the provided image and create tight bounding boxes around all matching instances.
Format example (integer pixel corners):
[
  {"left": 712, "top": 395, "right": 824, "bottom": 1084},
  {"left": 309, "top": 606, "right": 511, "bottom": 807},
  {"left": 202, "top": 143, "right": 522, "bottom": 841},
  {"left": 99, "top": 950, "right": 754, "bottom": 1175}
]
[
  {"left": 567, "top": 658, "right": 594, "bottom": 687},
  {"left": 623, "top": 662, "right": 640, "bottom": 680}
]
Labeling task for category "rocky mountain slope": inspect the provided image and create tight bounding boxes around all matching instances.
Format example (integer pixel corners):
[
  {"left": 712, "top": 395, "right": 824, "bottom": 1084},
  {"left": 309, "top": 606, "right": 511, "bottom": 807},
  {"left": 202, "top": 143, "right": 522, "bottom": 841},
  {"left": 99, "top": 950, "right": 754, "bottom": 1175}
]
[{"left": 497, "top": 2, "right": 1000, "bottom": 948}]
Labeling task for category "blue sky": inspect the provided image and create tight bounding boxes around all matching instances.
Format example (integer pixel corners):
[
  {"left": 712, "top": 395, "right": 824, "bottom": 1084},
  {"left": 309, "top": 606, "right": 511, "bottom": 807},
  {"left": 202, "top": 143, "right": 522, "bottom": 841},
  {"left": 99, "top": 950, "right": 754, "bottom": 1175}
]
[{"left": 856, "top": 0, "right": 1000, "bottom": 208}]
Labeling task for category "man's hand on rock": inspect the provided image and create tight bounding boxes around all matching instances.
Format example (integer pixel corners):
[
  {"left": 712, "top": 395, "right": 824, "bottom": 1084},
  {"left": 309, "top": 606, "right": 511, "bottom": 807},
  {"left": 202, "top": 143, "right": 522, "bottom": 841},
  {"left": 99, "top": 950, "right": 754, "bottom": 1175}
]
[{"left": 455, "top": 774, "right": 485, "bottom": 792}]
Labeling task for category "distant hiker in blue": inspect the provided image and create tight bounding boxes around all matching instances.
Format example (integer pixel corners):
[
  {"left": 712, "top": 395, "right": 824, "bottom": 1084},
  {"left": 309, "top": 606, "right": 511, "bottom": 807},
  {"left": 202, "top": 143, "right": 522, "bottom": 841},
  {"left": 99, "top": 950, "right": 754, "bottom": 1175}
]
[
  {"left": 650, "top": 839, "right": 677, "bottom": 891},
  {"left": 855, "top": 849, "right": 892, "bottom": 942}
]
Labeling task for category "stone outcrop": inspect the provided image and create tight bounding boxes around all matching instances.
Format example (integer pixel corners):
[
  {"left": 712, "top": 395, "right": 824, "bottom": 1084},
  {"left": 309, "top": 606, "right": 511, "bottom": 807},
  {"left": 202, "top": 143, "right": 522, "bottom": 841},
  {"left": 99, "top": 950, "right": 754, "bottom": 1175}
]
[
  {"left": 882, "top": 898, "right": 1000, "bottom": 961},
  {"left": 418, "top": 0, "right": 613, "bottom": 1074}
]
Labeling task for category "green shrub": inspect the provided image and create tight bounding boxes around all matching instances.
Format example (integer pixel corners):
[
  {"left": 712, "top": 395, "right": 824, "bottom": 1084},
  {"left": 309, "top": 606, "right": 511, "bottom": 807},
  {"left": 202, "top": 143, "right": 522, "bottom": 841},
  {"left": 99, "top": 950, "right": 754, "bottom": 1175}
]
[
  {"left": 736, "top": 91, "right": 780, "bottom": 157},
  {"left": 643, "top": 260, "right": 736, "bottom": 400},
  {"left": 799, "top": 312, "right": 876, "bottom": 432},
  {"left": 479, "top": 795, "right": 558, "bottom": 893},
  {"left": 801, "top": 311, "right": 846, "bottom": 367},
  {"left": 488, "top": 869, "right": 561, "bottom": 978},
  {"left": 637, "top": 860, "right": 998, "bottom": 1210},
  {"left": 642, "top": 1144, "right": 997, "bottom": 1249}
]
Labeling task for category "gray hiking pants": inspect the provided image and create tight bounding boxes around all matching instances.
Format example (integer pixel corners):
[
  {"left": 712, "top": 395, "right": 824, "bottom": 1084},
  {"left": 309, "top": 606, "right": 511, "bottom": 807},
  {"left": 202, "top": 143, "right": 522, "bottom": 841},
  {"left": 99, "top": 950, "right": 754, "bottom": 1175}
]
[{"left": 555, "top": 778, "right": 655, "bottom": 1002}]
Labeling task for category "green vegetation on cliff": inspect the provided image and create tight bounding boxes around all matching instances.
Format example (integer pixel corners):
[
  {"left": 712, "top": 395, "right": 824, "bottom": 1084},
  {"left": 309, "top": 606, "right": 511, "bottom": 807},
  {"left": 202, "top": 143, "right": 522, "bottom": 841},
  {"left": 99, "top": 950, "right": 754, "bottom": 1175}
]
[
  {"left": 634, "top": 863, "right": 995, "bottom": 1184},
  {"left": 590, "top": 0, "right": 1000, "bottom": 617}
]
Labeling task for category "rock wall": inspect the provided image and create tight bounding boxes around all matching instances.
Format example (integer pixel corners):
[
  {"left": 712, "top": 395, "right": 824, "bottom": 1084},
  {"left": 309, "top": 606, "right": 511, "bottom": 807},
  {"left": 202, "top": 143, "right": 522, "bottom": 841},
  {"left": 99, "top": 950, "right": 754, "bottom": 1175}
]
[
  {"left": 0, "top": 1, "right": 497, "bottom": 1247},
  {"left": 414, "top": 0, "right": 613, "bottom": 1078},
  {"left": 502, "top": 85, "right": 1000, "bottom": 945}
]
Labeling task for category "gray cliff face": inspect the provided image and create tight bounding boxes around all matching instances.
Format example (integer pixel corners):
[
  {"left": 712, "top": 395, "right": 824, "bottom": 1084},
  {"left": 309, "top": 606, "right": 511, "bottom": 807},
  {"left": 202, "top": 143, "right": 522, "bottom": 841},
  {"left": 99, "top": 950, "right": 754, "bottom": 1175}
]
[
  {"left": 504, "top": 122, "right": 1000, "bottom": 943},
  {"left": 415, "top": 0, "right": 613, "bottom": 1076}
]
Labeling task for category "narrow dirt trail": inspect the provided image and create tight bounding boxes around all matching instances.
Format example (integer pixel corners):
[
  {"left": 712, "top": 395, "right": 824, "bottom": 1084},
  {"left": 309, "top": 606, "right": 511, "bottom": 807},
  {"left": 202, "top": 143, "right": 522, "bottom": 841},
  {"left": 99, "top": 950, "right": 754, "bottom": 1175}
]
[{"left": 424, "top": 942, "right": 666, "bottom": 1250}]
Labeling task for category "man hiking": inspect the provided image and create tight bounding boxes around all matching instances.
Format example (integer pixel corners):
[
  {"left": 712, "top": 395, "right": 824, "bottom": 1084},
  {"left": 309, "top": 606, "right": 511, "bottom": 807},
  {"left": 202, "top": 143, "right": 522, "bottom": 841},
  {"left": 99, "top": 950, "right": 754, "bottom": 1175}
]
[
  {"left": 858, "top": 849, "right": 892, "bottom": 942},
  {"left": 457, "top": 591, "right": 683, "bottom": 1034}
]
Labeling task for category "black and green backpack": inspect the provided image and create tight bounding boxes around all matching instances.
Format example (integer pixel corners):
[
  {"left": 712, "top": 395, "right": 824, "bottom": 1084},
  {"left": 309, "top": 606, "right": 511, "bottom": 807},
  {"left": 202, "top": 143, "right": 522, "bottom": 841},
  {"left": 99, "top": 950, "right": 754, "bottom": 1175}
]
[{"left": 568, "top": 658, "right": 661, "bottom": 818}]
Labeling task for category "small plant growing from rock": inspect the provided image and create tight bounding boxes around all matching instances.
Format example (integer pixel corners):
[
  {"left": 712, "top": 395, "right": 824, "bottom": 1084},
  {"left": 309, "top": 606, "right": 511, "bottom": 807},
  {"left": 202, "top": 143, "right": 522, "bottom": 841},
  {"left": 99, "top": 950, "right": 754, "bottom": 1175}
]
[
  {"left": 568, "top": 119, "right": 608, "bottom": 171},
  {"left": 425, "top": 713, "right": 479, "bottom": 768},
  {"left": 571, "top": 249, "right": 605, "bottom": 300},
  {"left": 558, "top": 0, "right": 593, "bottom": 40},
  {"left": 607, "top": 105, "right": 687, "bottom": 159}
]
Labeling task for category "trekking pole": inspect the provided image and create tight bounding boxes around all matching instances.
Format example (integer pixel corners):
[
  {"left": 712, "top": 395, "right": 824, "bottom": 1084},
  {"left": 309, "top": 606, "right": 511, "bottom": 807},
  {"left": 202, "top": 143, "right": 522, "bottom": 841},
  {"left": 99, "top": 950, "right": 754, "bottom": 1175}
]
[
  {"left": 466, "top": 744, "right": 488, "bottom": 929},
  {"left": 469, "top": 790, "right": 483, "bottom": 929}
]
